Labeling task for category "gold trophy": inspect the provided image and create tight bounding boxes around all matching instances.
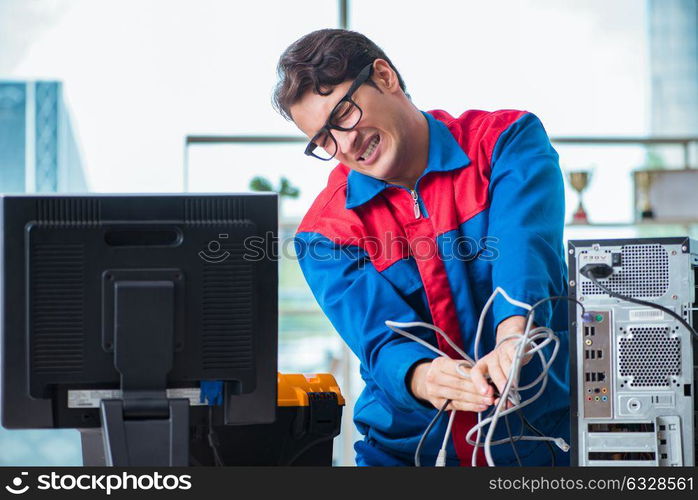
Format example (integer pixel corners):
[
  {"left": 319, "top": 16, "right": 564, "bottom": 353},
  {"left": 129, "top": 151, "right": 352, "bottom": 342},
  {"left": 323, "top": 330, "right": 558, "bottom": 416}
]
[
  {"left": 568, "top": 170, "right": 591, "bottom": 224},
  {"left": 634, "top": 170, "right": 655, "bottom": 220}
]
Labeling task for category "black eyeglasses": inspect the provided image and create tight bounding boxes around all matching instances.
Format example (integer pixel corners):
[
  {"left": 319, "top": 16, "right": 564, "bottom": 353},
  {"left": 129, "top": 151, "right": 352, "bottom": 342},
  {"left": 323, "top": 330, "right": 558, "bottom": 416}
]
[{"left": 304, "top": 62, "right": 374, "bottom": 161}]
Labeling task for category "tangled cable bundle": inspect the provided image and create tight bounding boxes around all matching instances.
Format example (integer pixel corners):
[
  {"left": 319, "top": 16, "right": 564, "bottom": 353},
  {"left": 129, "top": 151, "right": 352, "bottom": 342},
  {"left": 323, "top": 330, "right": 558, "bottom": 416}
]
[{"left": 386, "top": 287, "right": 580, "bottom": 467}]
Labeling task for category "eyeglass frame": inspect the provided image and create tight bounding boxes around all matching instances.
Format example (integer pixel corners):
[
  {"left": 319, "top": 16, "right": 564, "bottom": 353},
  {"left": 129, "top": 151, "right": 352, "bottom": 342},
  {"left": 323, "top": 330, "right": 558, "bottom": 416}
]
[{"left": 304, "top": 62, "right": 375, "bottom": 161}]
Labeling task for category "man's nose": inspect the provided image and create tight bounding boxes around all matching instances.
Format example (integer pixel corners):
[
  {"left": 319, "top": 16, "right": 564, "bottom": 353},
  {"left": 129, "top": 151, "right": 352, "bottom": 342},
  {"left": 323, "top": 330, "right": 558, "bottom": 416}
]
[{"left": 334, "top": 129, "right": 360, "bottom": 157}]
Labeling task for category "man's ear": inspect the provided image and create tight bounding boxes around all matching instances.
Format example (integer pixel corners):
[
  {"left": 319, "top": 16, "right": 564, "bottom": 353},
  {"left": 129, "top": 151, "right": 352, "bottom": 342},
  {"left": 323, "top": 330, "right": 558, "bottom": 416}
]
[{"left": 372, "top": 58, "right": 400, "bottom": 94}]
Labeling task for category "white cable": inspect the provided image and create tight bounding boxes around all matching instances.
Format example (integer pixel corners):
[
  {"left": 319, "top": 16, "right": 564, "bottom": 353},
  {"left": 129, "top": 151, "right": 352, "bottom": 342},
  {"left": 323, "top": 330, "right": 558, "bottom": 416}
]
[
  {"left": 483, "top": 317, "right": 539, "bottom": 464},
  {"left": 469, "top": 288, "right": 567, "bottom": 466},
  {"left": 473, "top": 287, "right": 532, "bottom": 361},
  {"left": 519, "top": 436, "right": 570, "bottom": 452},
  {"left": 470, "top": 287, "right": 533, "bottom": 466},
  {"left": 442, "top": 410, "right": 456, "bottom": 450},
  {"left": 436, "top": 410, "right": 456, "bottom": 467},
  {"left": 385, "top": 288, "right": 549, "bottom": 467},
  {"left": 384, "top": 322, "right": 450, "bottom": 358},
  {"left": 385, "top": 320, "right": 462, "bottom": 467},
  {"left": 465, "top": 332, "right": 559, "bottom": 442},
  {"left": 480, "top": 313, "right": 565, "bottom": 465},
  {"left": 385, "top": 287, "right": 567, "bottom": 467},
  {"left": 385, "top": 320, "right": 474, "bottom": 364},
  {"left": 386, "top": 320, "right": 470, "bottom": 467}
]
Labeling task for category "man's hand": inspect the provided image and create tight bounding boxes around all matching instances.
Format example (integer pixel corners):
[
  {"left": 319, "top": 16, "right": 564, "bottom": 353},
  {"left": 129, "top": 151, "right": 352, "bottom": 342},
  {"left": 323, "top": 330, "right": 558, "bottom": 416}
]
[
  {"left": 470, "top": 315, "right": 531, "bottom": 403},
  {"left": 409, "top": 357, "right": 494, "bottom": 412}
]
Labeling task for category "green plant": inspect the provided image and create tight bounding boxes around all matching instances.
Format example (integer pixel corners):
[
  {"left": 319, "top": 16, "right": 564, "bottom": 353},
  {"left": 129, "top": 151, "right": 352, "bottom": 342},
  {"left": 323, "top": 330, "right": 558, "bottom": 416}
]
[
  {"left": 249, "top": 176, "right": 274, "bottom": 192},
  {"left": 249, "top": 176, "right": 300, "bottom": 200},
  {"left": 644, "top": 148, "right": 666, "bottom": 170}
]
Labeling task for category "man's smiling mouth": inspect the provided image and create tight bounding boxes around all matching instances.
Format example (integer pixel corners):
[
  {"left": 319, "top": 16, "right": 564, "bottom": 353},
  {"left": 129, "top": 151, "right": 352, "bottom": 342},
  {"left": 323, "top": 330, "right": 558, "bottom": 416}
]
[{"left": 358, "top": 134, "right": 380, "bottom": 161}]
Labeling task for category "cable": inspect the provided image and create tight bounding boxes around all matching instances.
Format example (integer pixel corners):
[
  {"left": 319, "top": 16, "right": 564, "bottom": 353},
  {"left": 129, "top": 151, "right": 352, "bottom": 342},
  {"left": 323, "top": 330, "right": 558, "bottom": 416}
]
[
  {"left": 514, "top": 296, "right": 585, "bottom": 468},
  {"left": 384, "top": 323, "right": 449, "bottom": 358},
  {"left": 442, "top": 410, "right": 456, "bottom": 450},
  {"left": 580, "top": 263, "right": 698, "bottom": 340},
  {"left": 474, "top": 300, "right": 535, "bottom": 465},
  {"left": 478, "top": 325, "right": 557, "bottom": 465},
  {"left": 470, "top": 327, "right": 557, "bottom": 464},
  {"left": 514, "top": 410, "right": 527, "bottom": 461},
  {"left": 471, "top": 294, "right": 579, "bottom": 466},
  {"left": 470, "top": 287, "right": 533, "bottom": 466},
  {"left": 388, "top": 296, "right": 527, "bottom": 466},
  {"left": 524, "top": 295, "right": 587, "bottom": 327},
  {"left": 385, "top": 320, "right": 473, "bottom": 467},
  {"left": 521, "top": 413, "right": 555, "bottom": 466},
  {"left": 436, "top": 409, "right": 456, "bottom": 467},
  {"left": 207, "top": 406, "right": 224, "bottom": 466},
  {"left": 504, "top": 413, "right": 522, "bottom": 466},
  {"left": 388, "top": 289, "right": 574, "bottom": 467},
  {"left": 473, "top": 287, "right": 532, "bottom": 361},
  {"left": 385, "top": 320, "right": 475, "bottom": 364},
  {"left": 415, "top": 399, "right": 450, "bottom": 467}
]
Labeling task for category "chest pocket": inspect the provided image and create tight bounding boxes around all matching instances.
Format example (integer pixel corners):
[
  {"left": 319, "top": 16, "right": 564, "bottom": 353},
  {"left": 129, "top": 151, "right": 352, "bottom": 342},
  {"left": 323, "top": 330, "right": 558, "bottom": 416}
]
[{"left": 379, "top": 258, "right": 432, "bottom": 323}]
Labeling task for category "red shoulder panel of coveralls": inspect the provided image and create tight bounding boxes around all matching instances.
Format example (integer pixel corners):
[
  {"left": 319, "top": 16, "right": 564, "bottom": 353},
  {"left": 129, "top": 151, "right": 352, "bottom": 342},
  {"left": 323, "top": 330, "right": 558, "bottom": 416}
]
[
  {"left": 297, "top": 161, "right": 416, "bottom": 271},
  {"left": 296, "top": 163, "right": 366, "bottom": 241},
  {"left": 423, "top": 109, "right": 527, "bottom": 236}
]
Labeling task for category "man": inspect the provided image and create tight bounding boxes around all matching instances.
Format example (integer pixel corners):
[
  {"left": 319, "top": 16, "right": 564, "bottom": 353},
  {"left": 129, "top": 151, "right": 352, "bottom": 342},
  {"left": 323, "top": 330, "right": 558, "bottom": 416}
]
[{"left": 273, "top": 29, "right": 569, "bottom": 466}]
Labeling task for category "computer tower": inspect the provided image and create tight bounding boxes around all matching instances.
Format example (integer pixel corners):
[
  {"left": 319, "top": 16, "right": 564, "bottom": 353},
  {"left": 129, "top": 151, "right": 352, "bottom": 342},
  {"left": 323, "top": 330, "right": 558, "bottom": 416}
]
[{"left": 568, "top": 237, "right": 697, "bottom": 466}]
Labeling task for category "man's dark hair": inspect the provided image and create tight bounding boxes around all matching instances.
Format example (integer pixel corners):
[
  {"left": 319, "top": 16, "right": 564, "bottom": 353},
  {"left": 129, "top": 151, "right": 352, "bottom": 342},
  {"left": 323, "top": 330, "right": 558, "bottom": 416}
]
[{"left": 272, "top": 29, "right": 408, "bottom": 121}]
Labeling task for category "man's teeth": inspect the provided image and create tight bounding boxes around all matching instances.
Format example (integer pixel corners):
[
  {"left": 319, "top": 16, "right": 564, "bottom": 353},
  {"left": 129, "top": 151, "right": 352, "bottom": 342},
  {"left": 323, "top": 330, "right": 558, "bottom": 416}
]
[{"left": 360, "top": 136, "right": 379, "bottom": 161}]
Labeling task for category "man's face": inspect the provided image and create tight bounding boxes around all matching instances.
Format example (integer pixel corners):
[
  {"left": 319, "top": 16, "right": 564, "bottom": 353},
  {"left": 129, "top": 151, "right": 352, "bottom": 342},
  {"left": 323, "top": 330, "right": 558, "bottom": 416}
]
[{"left": 290, "top": 63, "right": 407, "bottom": 181}]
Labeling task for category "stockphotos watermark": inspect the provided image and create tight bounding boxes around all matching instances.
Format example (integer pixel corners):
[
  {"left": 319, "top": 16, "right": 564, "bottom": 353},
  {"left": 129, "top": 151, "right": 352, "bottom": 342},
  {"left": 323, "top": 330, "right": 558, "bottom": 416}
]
[
  {"left": 4, "top": 471, "right": 191, "bottom": 496},
  {"left": 199, "top": 231, "right": 500, "bottom": 266}
]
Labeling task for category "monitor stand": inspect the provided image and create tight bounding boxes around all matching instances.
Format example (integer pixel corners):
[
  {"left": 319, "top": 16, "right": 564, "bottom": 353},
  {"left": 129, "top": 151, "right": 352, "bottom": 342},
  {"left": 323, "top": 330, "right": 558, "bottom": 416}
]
[
  {"left": 82, "top": 276, "right": 189, "bottom": 466},
  {"left": 78, "top": 399, "right": 189, "bottom": 466}
]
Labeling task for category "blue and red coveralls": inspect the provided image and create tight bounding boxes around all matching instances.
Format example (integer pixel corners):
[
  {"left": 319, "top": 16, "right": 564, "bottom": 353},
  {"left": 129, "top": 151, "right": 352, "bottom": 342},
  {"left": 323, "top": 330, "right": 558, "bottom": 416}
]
[{"left": 294, "top": 109, "right": 570, "bottom": 466}]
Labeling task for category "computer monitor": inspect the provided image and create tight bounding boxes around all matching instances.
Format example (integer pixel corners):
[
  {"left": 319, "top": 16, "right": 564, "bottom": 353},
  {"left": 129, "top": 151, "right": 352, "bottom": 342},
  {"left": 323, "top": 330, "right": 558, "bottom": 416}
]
[{"left": 0, "top": 193, "right": 278, "bottom": 465}]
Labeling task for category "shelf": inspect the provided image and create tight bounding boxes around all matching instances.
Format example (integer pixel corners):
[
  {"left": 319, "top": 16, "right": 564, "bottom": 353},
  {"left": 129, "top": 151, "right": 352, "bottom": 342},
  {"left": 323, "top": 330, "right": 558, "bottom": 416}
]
[{"left": 567, "top": 219, "right": 698, "bottom": 227}]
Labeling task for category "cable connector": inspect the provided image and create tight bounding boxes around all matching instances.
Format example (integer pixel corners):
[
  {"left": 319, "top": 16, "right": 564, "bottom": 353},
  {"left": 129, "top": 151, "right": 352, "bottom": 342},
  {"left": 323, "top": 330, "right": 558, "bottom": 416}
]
[
  {"left": 435, "top": 449, "right": 447, "bottom": 467},
  {"left": 580, "top": 263, "right": 613, "bottom": 279},
  {"left": 554, "top": 438, "right": 570, "bottom": 452}
]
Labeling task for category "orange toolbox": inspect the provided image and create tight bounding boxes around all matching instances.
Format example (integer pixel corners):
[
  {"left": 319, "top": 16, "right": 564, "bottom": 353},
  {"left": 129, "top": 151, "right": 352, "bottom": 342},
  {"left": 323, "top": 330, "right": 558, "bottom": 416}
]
[{"left": 190, "top": 373, "right": 345, "bottom": 466}]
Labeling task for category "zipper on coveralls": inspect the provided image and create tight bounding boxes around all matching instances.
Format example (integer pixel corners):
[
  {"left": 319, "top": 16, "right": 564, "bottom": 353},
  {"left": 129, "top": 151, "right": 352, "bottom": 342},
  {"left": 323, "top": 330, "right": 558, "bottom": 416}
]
[{"left": 410, "top": 189, "right": 421, "bottom": 219}]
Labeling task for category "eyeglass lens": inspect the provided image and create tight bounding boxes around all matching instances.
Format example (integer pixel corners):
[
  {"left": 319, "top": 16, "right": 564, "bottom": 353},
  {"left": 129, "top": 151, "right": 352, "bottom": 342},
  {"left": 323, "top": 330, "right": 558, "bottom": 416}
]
[
  {"left": 329, "top": 100, "right": 362, "bottom": 130},
  {"left": 310, "top": 131, "right": 336, "bottom": 160}
]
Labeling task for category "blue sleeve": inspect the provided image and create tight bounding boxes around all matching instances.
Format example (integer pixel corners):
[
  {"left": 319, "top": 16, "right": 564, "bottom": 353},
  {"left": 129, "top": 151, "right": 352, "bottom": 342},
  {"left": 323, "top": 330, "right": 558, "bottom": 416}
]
[
  {"left": 488, "top": 112, "right": 567, "bottom": 329},
  {"left": 294, "top": 231, "right": 439, "bottom": 412}
]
